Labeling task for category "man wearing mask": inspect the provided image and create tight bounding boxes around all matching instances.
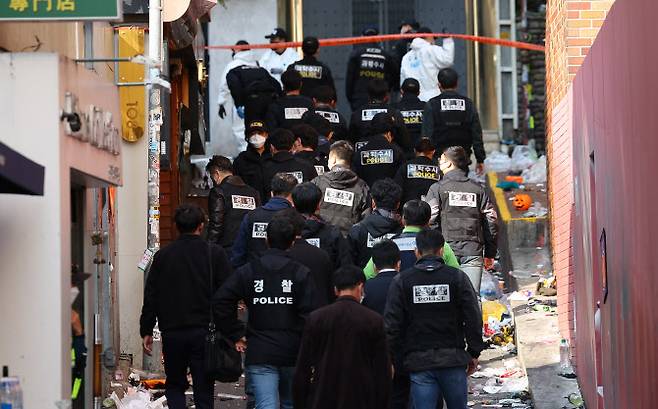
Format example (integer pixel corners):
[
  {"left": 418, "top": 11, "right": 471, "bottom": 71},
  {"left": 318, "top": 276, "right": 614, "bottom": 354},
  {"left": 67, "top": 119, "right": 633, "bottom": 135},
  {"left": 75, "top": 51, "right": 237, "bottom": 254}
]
[
  {"left": 392, "top": 78, "right": 426, "bottom": 147},
  {"left": 259, "top": 28, "right": 300, "bottom": 85},
  {"left": 206, "top": 155, "right": 261, "bottom": 254},
  {"left": 400, "top": 27, "right": 454, "bottom": 102},
  {"left": 288, "top": 36, "right": 336, "bottom": 98},
  {"left": 234, "top": 120, "right": 271, "bottom": 201},
  {"left": 265, "top": 69, "right": 314, "bottom": 131}
]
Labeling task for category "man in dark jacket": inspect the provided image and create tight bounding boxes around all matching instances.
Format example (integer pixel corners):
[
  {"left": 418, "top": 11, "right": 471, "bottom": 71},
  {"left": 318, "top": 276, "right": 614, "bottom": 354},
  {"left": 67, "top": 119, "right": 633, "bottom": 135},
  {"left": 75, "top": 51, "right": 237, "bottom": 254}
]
[
  {"left": 292, "top": 182, "right": 352, "bottom": 270},
  {"left": 348, "top": 178, "right": 403, "bottom": 268},
  {"left": 348, "top": 79, "right": 411, "bottom": 153},
  {"left": 392, "top": 78, "right": 426, "bottom": 147},
  {"left": 422, "top": 68, "right": 486, "bottom": 173},
  {"left": 266, "top": 69, "right": 314, "bottom": 131},
  {"left": 293, "top": 266, "right": 391, "bottom": 409},
  {"left": 214, "top": 215, "right": 315, "bottom": 409},
  {"left": 306, "top": 85, "right": 349, "bottom": 142},
  {"left": 234, "top": 120, "right": 272, "bottom": 200},
  {"left": 140, "top": 204, "right": 232, "bottom": 409},
  {"left": 384, "top": 229, "right": 486, "bottom": 409},
  {"left": 206, "top": 155, "right": 261, "bottom": 253},
  {"left": 227, "top": 62, "right": 282, "bottom": 126},
  {"left": 345, "top": 28, "right": 397, "bottom": 111},
  {"left": 353, "top": 113, "right": 406, "bottom": 187},
  {"left": 291, "top": 124, "right": 327, "bottom": 175},
  {"left": 262, "top": 129, "right": 318, "bottom": 201},
  {"left": 288, "top": 37, "right": 336, "bottom": 99},
  {"left": 394, "top": 138, "right": 439, "bottom": 206},
  {"left": 311, "top": 140, "right": 371, "bottom": 236},
  {"left": 231, "top": 172, "right": 298, "bottom": 268}
]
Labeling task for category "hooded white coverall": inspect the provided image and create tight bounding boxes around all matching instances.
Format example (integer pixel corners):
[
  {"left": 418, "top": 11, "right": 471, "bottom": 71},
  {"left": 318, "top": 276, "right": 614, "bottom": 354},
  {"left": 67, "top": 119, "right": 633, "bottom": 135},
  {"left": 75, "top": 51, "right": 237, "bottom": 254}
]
[{"left": 400, "top": 37, "right": 455, "bottom": 102}]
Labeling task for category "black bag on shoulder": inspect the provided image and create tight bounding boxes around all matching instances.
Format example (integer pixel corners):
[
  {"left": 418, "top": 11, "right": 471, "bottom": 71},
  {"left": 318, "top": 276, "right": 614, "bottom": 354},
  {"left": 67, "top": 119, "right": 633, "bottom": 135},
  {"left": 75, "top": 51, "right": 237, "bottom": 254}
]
[{"left": 204, "top": 244, "right": 243, "bottom": 382}]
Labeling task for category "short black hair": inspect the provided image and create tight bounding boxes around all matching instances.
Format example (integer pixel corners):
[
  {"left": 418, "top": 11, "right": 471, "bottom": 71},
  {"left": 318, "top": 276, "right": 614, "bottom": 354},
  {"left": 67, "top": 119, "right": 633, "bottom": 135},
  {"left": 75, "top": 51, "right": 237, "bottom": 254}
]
[
  {"left": 206, "top": 155, "right": 233, "bottom": 174},
  {"left": 302, "top": 36, "right": 319, "bottom": 55},
  {"left": 415, "top": 229, "right": 445, "bottom": 256},
  {"left": 302, "top": 112, "right": 332, "bottom": 138},
  {"left": 442, "top": 145, "right": 471, "bottom": 173},
  {"left": 401, "top": 78, "right": 420, "bottom": 95},
  {"left": 402, "top": 200, "right": 431, "bottom": 226},
  {"left": 274, "top": 208, "right": 305, "bottom": 236},
  {"left": 266, "top": 213, "right": 296, "bottom": 250},
  {"left": 271, "top": 172, "right": 299, "bottom": 196},
  {"left": 329, "top": 140, "right": 354, "bottom": 164},
  {"left": 415, "top": 138, "right": 436, "bottom": 153},
  {"left": 313, "top": 86, "right": 337, "bottom": 103},
  {"left": 269, "top": 128, "right": 295, "bottom": 151},
  {"left": 291, "top": 124, "right": 319, "bottom": 150},
  {"left": 438, "top": 68, "right": 459, "bottom": 89},
  {"left": 417, "top": 26, "right": 433, "bottom": 34},
  {"left": 174, "top": 203, "right": 206, "bottom": 234},
  {"left": 282, "top": 69, "right": 303, "bottom": 92},
  {"left": 292, "top": 182, "right": 322, "bottom": 215},
  {"left": 372, "top": 239, "right": 401, "bottom": 270},
  {"left": 370, "top": 112, "right": 396, "bottom": 135},
  {"left": 367, "top": 79, "right": 390, "bottom": 101},
  {"left": 333, "top": 265, "right": 366, "bottom": 291},
  {"left": 371, "top": 178, "right": 402, "bottom": 211}
]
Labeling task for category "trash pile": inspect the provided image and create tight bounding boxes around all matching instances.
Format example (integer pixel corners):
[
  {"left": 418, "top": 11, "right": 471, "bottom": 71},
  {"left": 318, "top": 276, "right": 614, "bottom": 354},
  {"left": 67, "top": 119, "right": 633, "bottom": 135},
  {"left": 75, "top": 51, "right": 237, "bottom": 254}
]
[
  {"left": 102, "top": 369, "right": 167, "bottom": 409},
  {"left": 468, "top": 357, "right": 533, "bottom": 408}
]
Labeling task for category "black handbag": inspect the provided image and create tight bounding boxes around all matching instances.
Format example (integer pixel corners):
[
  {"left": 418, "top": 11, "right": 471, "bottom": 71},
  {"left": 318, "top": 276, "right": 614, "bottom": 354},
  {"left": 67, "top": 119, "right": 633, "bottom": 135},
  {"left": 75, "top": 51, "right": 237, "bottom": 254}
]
[{"left": 204, "top": 244, "right": 243, "bottom": 382}]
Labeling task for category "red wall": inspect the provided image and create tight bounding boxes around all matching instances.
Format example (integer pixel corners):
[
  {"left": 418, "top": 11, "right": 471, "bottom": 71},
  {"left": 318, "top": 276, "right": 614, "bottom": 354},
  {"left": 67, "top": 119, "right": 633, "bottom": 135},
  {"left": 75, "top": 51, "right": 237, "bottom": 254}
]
[{"left": 571, "top": 0, "right": 658, "bottom": 407}]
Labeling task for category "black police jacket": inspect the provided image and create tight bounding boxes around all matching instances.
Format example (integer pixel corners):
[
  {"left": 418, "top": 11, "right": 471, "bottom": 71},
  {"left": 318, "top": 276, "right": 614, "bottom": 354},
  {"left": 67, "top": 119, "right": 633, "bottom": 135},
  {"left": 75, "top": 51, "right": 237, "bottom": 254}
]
[
  {"left": 384, "top": 256, "right": 486, "bottom": 372},
  {"left": 392, "top": 94, "right": 426, "bottom": 147},
  {"left": 301, "top": 214, "right": 353, "bottom": 270},
  {"left": 288, "top": 56, "right": 336, "bottom": 99},
  {"left": 424, "top": 170, "right": 498, "bottom": 258},
  {"left": 227, "top": 65, "right": 282, "bottom": 124},
  {"left": 345, "top": 46, "right": 397, "bottom": 110},
  {"left": 265, "top": 94, "right": 314, "bottom": 131},
  {"left": 262, "top": 151, "right": 318, "bottom": 200},
  {"left": 207, "top": 175, "right": 261, "bottom": 249},
  {"left": 289, "top": 239, "right": 333, "bottom": 308},
  {"left": 294, "top": 150, "right": 328, "bottom": 176},
  {"left": 394, "top": 156, "right": 440, "bottom": 206},
  {"left": 423, "top": 90, "right": 485, "bottom": 163},
  {"left": 304, "top": 105, "right": 350, "bottom": 141},
  {"left": 348, "top": 101, "right": 412, "bottom": 154},
  {"left": 352, "top": 134, "right": 405, "bottom": 187},
  {"left": 348, "top": 209, "right": 403, "bottom": 268},
  {"left": 213, "top": 248, "right": 315, "bottom": 367},
  {"left": 233, "top": 147, "right": 272, "bottom": 202}
]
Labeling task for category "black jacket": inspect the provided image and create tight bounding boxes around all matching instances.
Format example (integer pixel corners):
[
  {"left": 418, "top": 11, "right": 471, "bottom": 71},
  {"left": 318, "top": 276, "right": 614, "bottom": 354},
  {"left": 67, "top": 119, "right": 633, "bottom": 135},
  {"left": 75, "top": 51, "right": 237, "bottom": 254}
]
[
  {"left": 288, "top": 56, "right": 336, "bottom": 99},
  {"left": 213, "top": 248, "right": 315, "bottom": 366},
  {"left": 227, "top": 65, "right": 282, "bottom": 124},
  {"left": 345, "top": 46, "right": 397, "bottom": 110},
  {"left": 262, "top": 151, "right": 318, "bottom": 200},
  {"left": 234, "top": 147, "right": 272, "bottom": 201},
  {"left": 140, "top": 235, "right": 232, "bottom": 337},
  {"left": 289, "top": 239, "right": 333, "bottom": 308},
  {"left": 207, "top": 175, "right": 261, "bottom": 249},
  {"left": 311, "top": 166, "right": 371, "bottom": 236},
  {"left": 348, "top": 102, "right": 411, "bottom": 154},
  {"left": 394, "top": 156, "right": 440, "bottom": 206},
  {"left": 424, "top": 170, "right": 498, "bottom": 258},
  {"left": 348, "top": 209, "right": 403, "bottom": 268},
  {"left": 266, "top": 94, "right": 315, "bottom": 131},
  {"left": 294, "top": 150, "right": 328, "bottom": 176},
  {"left": 352, "top": 134, "right": 405, "bottom": 187},
  {"left": 363, "top": 269, "right": 398, "bottom": 316},
  {"left": 301, "top": 214, "right": 353, "bottom": 270},
  {"left": 392, "top": 94, "right": 426, "bottom": 147},
  {"left": 304, "top": 106, "right": 349, "bottom": 142},
  {"left": 422, "top": 90, "right": 485, "bottom": 163},
  {"left": 384, "top": 256, "right": 486, "bottom": 372}
]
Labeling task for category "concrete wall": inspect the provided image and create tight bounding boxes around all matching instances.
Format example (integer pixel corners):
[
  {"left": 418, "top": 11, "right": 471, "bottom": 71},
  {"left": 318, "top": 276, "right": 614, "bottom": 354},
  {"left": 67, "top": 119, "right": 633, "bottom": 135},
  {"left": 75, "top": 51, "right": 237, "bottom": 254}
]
[{"left": 207, "top": 0, "right": 280, "bottom": 158}]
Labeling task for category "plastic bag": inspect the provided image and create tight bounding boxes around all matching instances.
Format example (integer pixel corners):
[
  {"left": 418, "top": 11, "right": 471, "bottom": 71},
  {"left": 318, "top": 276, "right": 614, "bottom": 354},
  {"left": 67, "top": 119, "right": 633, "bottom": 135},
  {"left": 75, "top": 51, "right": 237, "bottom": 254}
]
[
  {"left": 484, "top": 151, "right": 512, "bottom": 173},
  {"left": 480, "top": 271, "right": 503, "bottom": 301},
  {"left": 521, "top": 155, "right": 547, "bottom": 183},
  {"left": 510, "top": 145, "right": 537, "bottom": 172}
]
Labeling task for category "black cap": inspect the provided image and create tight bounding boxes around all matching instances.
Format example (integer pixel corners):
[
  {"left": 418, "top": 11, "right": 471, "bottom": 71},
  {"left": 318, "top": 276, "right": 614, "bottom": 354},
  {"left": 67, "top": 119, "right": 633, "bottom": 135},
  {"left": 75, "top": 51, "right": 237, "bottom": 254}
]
[
  {"left": 302, "top": 36, "right": 320, "bottom": 55},
  {"left": 362, "top": 27, "right": 379, "bottom": 36},
  {"left": 246, "top": 120, "right": 267, "bottom": 135},
  {"left": 265, "top": 28, "right": 288, "bottom": 40},
  {"left": 399, "top": 19, "right": 420, "bottom": 31},
  {"left": 401, "top": 78, "right": 420, "bottom": 95},
  {"left": 370, "top": 112, "right": 396, "bottom": 135}
]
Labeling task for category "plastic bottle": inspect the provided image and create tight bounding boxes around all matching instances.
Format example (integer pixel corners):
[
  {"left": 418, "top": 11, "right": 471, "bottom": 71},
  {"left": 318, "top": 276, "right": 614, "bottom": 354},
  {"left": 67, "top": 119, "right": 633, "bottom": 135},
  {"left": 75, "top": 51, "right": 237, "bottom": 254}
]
[
  {"left": 559, "top": 338, "right": 571, "bottom": 370},
  {"left": 0, "top": 369, "right": 24, "bottom": 409}
]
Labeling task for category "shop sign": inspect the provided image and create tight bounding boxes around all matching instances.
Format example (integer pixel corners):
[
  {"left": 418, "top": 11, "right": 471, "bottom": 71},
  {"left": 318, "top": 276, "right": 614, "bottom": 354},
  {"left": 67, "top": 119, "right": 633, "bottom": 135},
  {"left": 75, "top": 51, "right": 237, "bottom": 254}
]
[
  {"left": 1, "top": 0, "right": 121, "bottom": 21},
  {"left": 62, "top": 92, "right": 121, "bottom": 156},
  {"left": 118, "top": 27, "right": 146, "bottom": 142}
]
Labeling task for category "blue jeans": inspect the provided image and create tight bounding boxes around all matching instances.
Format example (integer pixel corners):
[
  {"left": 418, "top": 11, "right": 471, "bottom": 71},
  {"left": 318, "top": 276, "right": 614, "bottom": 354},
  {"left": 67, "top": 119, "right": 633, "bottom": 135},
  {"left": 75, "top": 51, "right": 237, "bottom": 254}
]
[
  {"left": 244, "top": 365, "right": 294, "bottom": 409},
  {"left": 410, "top": 366, "right": 468, "bottom": 409},
  {"left": 459, "top": 256, "right": 484, "bottom": 293}
]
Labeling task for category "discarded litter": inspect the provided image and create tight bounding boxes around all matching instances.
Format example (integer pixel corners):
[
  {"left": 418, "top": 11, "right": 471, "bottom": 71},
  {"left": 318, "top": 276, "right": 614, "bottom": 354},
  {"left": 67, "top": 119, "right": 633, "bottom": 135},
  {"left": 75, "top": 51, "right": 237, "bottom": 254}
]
[
  {"left": 523, "top": 202, "right": 548, "bottom": 218},
  {"left": 485, "top": 151, "right": 513, "bottom": 173},
  {"left": 510, "top": 145, "right": 538, "bottom": 172},
  {"left": 521, "top": 155, "right": 547, "bottom": 183},
  {"left": 481, "top": 271, "right": 504, "bottom": 301}
]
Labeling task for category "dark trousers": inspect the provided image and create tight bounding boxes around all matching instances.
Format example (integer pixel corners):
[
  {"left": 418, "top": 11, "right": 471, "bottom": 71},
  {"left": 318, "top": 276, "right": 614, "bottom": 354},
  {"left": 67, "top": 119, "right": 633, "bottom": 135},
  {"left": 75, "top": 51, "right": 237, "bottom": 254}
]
[
  {"left": 392, "top": 370, "right": 411, "bottom": 409},
  {"left": 162, "top": 327, "right": 214, "bottom": 409}
]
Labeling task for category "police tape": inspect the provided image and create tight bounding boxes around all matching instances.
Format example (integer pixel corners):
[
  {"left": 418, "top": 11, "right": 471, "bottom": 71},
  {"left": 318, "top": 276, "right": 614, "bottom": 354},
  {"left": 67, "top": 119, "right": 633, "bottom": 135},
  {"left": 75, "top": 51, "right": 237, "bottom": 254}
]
[{"left": 205, "top": 32, "right": 545, "bottom": 53}]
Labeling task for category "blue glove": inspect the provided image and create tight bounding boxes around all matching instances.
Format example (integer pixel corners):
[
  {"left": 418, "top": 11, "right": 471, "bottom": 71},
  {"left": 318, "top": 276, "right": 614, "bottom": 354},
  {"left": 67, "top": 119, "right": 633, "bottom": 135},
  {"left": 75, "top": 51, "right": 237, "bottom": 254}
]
[{"left": 236, "top": 106, "right": 245, "bottom": 119}]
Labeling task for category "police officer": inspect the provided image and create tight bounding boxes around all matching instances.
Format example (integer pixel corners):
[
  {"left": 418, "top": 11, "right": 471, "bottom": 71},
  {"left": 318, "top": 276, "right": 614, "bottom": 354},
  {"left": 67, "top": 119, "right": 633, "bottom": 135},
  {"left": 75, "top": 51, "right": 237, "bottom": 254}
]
[
  {"left": 287, "top": 36, "right": 336, "bottom": 99},
  {"left": 348, "top": 178, "right": 403, "bottom": 268},
  {"left": 291, "top": 124, "right": 327, "bottom": 175},
  {"left": 424, "top": 146, "right": 498, "bottom": 293},
  {"left": 348, "top": 79, "right": 411, "bottom": 154},
  {"left": 206, "top": 155, "right": 261, "bottom": 253},
  {"left": 214, "top": 214, "right": 315, "bottom": 409},
  {"left": 305, "top": 85, "right": 349, "bottom": 142},
  {"left": 227, "top": 58, "right": 282, "bottom": 126},
  {"left": 265, "top": 69, "right": 314, "bottom": 130},
  {"left": 259, "top": 28, "right": 300, "bottom": 85},
  {"left": 233, "top": 120, "right": 272, "bottom": 201},
  {"left": 422, "top": 68, "right": 486, "bottom": 173},
  {"left": 353, "top": 112, "right": 405, "bottom": 187},
  {"left": 262, "top": 129, "right": 318, "bottom": 201},
  {"left": 392, "top": 78, "right": 426, "bottom": 147},
  {"left": 231, "top": 173, "right": 298, "bottom": 268},
  {"left": 345, "top": 27, "right": 397, "bottom": 111},
  {"left": 394, "top": 138, "right": 439, "bottom": 206}
]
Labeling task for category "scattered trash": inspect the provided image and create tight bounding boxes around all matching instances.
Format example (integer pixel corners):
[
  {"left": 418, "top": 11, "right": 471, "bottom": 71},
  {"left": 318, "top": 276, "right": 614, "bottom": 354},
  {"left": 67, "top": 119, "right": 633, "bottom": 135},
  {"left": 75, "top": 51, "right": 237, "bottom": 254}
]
[
  {"left": 509, "top": 291, "right": 533, "bottom": 302},
  {"left": 510, "top": 145, "right": 538, "bottom": 172},
  {"left": 505, "top": 176, "right": 524, "bottom": 184},
  {"left": 523, "top": 202, "right": 548, "bottom": 217},
  {"left": 522, "top": 155, "right": 547, "bottom": 183},
  {"left": 485, "top": 151, "right": 513, "bottom": 173},
  {"left": 497, "top": 181, "right": 521, "bottom": 191},
  {"left": 536, "top": 275, "right": 557, "bottom": 296},
  {"left": 512, "top": 194, "right": 533, "bottom": 211},
  {"left": 481, "top": 271, "right": 504, "bottom": 301},
  {"left": 567, "top": 392, "right": 584, "bottom": 407}
]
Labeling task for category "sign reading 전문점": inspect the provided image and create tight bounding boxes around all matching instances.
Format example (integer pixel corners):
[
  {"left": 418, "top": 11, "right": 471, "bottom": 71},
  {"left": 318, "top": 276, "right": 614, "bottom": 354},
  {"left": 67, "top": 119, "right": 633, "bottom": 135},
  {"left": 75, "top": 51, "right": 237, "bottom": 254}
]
[{"left": 1, "top": 0, "right": 121, "bottom": 20}]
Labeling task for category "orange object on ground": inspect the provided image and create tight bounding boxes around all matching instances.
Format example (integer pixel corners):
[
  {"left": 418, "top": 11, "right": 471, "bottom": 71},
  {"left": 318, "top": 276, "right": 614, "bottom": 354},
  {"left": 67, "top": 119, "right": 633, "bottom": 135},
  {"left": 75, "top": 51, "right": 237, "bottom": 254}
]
[
  {"left": 513, "top": 194, "right": 533, "bottom": 211},
  {"left": 505, "top": 176, "right": 524, "bottom": 184}
]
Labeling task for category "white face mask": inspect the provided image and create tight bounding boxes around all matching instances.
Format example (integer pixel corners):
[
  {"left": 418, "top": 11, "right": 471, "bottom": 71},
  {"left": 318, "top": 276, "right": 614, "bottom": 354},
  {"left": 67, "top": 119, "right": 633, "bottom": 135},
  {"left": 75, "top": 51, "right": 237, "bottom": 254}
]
[
  {"left": 249, "top": 134, "right": 267, "bottom": 148},
  {"left": 71, "top": 287, "right": 80, "bottom": 304}
]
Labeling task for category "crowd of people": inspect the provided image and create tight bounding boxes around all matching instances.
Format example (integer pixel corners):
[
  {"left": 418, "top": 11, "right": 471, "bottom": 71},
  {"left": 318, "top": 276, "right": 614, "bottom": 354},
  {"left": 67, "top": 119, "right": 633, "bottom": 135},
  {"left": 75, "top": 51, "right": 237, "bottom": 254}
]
[{"left": 141, "top": 24, "right": 499, "bottom": 409}]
